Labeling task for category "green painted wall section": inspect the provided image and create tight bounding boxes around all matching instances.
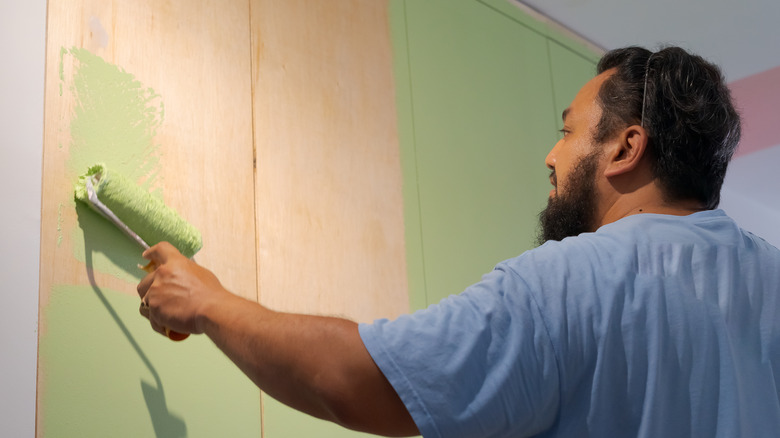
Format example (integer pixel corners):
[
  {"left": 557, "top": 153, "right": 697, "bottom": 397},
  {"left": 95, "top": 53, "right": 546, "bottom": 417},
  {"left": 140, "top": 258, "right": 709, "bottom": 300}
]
[
  {"left": 478, "top": 0, "right": 602, "bottom": 66},
  {"left": 39, "top": 285, "right": 261, "bottom": 437},
  {"left": 396, "top": 0, "right": 599, "bottom": 308},
  {"left": 402, "top": 0, "right": 555, "bottom": 305}
]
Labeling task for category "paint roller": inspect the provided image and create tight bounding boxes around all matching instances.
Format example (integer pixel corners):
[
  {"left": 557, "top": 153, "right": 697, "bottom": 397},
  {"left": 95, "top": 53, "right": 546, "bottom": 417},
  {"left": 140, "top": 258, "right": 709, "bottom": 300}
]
[{"left": 74, "top": 163, "right": 203, "bottom": 341}]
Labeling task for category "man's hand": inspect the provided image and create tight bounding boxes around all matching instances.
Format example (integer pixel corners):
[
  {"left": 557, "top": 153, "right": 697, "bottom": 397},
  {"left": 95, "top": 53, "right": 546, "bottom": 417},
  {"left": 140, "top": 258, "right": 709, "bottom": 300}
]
[{"left": 137, "top": 241, "right": 231, "bottom": 337}]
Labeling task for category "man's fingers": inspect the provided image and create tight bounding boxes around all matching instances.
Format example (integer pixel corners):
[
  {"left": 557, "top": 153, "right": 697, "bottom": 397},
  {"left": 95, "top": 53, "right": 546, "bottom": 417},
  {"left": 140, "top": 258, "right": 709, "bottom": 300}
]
[
  {"left": 139, "top": 300, "right": 150, "bottom": 319},
  {"left": 139, "top": 299, "right": 168, "bottom": 336},
  {"left": 137, "top": 269, "right": 155, "bottom": 300},
  {"left": 142, "top": 242, "right": 167, "bottom": 265},
  {"left": 142, "top": 241, "right": 181, "bottom": 265},
  {"left": 149, "top": 318, "right": 167, "bottom": 336},
  {"left": 137, "top": 242, "right": 196, "bottom": 340}
]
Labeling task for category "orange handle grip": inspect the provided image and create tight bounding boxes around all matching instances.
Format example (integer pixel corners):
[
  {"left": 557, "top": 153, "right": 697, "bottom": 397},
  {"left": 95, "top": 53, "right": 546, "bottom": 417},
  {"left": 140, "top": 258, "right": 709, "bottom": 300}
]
[{"left": 165, "top": 327, "right": 190, "bottom": 341}]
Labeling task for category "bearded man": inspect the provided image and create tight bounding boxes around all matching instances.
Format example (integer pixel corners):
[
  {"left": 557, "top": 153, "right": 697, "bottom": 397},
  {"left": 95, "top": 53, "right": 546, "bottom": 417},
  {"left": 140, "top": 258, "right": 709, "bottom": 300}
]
[{"left": 137, "top": 46, "right": 780, "bottom": 437}]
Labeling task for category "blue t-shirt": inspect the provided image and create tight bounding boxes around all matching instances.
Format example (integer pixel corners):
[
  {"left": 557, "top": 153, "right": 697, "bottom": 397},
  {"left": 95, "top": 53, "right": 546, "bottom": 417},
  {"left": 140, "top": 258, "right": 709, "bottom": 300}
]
[{"left": 359, "top": 210, "right": 780, "bottom": 437}]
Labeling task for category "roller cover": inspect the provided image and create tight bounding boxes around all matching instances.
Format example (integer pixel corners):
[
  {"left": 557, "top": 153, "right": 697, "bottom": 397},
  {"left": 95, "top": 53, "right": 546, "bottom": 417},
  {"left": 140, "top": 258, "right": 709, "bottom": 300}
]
[{"left": 74, "top": 163, "right": 203, "bottom": 258}]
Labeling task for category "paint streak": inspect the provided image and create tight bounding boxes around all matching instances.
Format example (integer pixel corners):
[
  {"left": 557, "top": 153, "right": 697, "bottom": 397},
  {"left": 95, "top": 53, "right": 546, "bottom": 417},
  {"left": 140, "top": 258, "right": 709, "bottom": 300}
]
[
  {"left": 56, "top": 203, "right": 63, "bottom": 247},
  {"left": 59, "top": 47, "right": 66, "bottom": 96},
  {"left": 729, "top": 65, "right": 780, "bottom": 158},
  {"left": 65, "top": 47, "right": 163, "bottom": 187},
  {"left": 58, "top": 47, "right": 168, "bottom": 283}
]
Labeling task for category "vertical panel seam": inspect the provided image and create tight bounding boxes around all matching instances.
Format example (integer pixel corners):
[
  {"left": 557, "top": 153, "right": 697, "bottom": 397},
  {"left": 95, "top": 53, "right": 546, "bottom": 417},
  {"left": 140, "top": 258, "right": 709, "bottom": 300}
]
[
  {"left": 545, "top": 38, "right": 561, "bottom": 139},
  {"left": 35, "top": 0, "right": 53, "bottom": 435},
  {"left": 247, "top": 0, "right": 260, "bottom": 307},
  {"left": 247, "top": 1, "right": 264, "bottom": 437},
  {"left": 401, "top": 0, "right": 430, "bottom": 308}
]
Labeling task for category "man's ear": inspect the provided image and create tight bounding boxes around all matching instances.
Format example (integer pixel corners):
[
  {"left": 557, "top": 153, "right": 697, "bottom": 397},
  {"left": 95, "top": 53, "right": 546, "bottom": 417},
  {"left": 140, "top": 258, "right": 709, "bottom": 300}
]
[{"left": 603, "top": 125, "right": 649, "bottom": 178}]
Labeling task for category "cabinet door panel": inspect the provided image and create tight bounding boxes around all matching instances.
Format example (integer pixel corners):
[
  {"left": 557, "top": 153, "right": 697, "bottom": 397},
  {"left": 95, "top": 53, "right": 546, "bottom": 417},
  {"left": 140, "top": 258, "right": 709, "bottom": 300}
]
[{"left": 405, "top": 0, "right": 558, "bottom": 304}]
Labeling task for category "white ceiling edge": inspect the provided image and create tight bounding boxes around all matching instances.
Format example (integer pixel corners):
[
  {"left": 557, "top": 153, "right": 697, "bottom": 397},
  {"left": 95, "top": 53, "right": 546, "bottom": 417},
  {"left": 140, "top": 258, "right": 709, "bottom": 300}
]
[
  {"left": 507, "top": 0, "right": 606, "bottom": 55},
  {"left": 513, "top": 0, "right": 780, "bottom": 82}
]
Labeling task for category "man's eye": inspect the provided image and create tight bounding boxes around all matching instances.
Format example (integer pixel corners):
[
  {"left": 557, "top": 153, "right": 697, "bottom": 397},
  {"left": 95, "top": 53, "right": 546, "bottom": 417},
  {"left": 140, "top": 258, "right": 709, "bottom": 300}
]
[{"left": 559, "top": 129, "right": 570, "bottom": 137}]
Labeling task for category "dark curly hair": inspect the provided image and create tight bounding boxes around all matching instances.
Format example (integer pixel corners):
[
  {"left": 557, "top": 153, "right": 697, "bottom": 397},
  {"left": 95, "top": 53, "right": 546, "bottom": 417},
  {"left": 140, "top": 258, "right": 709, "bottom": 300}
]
[{"left": 595, "top": 46, "right": 741, "bottom": 209}]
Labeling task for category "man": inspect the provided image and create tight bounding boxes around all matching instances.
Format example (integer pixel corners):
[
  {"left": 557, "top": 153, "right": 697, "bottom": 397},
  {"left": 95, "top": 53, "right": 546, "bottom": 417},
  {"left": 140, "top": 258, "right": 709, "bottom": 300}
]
[{"left": 137, "top": 46, "right": 780, "bottom": 437}]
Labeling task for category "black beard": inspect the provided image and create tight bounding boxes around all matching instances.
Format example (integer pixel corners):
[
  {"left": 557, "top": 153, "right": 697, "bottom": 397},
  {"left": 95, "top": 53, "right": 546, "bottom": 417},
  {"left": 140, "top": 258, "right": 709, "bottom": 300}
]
[{"left": 536, "top": 151, "right": 599, "bottom": 245}]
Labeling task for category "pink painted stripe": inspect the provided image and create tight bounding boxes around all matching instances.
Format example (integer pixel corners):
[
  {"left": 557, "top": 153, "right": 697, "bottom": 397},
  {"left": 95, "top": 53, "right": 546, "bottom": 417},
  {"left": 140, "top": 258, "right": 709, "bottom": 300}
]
[{"left": 729, "top": 65, "right": 780, "bottom": 158}]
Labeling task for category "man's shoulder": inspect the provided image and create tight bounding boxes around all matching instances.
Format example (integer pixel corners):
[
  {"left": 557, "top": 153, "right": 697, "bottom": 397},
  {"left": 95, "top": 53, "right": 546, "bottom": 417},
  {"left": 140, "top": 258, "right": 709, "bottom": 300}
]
[
  {"left": 501, "top": 210, "right": 764, "bottom": 281},
  {"left": 576, "top": 209, "right": 748, "bottom": 249}
]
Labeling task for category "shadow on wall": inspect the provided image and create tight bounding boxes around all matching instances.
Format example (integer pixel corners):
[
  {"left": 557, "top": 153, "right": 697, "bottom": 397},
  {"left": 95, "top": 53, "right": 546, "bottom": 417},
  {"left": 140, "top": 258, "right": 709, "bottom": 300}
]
[
  {"left": 75, "top": 202, "right": 149, "bottom": 281},
  {"left": 141, "top": 380, "right": 187, "bottom": 438},
  {"left": 79, "top": 206, "right": 188, "bottom": 438}
]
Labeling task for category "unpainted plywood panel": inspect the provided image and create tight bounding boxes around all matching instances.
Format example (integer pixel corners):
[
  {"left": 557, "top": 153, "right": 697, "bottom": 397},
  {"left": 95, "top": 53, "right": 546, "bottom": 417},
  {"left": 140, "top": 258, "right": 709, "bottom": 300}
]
[
  {"left": 38, "top": 0, "right": 260, "bottom": 436},
  {"left": 251, "top": 1, "right": 408, "bottom": 434},
  {"left": 251, "top": 0, "right": 409, "bottom": 323}
]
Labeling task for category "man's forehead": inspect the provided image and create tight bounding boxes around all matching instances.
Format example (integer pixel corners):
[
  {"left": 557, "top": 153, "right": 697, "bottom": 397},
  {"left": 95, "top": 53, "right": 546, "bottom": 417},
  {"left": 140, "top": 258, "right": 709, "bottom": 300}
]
[{"left": 562, "top": 70, "right": 613, "bottom": 123}]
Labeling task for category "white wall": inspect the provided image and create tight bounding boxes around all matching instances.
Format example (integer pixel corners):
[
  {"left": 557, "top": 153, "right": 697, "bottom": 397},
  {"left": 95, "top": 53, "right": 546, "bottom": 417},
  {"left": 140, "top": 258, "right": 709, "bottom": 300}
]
[
  {"left": 0, "top": 1, "right": 46, "bottom": 436},
  {"left": 721, "top": 144, "right": 780, "bottom": 249}
]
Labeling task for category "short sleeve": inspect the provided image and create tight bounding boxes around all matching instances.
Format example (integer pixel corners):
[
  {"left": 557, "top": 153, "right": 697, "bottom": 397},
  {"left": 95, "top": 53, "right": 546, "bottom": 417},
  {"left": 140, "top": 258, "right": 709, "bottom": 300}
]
[{"left": 359, "top": 264, "right": 560, "bottom": 438}]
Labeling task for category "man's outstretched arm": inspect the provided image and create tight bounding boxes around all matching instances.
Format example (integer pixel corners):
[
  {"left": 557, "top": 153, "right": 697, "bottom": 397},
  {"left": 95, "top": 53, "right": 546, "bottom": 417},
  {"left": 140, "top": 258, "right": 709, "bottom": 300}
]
[{"left": 137, "top": 242, "right": 419, "bottom": 437}]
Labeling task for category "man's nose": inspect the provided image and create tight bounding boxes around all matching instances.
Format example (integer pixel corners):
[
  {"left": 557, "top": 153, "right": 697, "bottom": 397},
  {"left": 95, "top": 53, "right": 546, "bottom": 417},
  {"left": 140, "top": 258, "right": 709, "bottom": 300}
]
[{"left": 545, "top": 141, "right": 560, "bottom": 170}]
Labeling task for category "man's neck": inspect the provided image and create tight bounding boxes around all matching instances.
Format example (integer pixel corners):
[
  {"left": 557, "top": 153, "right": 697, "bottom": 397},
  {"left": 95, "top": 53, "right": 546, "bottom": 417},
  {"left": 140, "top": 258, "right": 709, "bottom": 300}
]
[{"left": 596, "top": 182, "right": 707, "bottom": 229}]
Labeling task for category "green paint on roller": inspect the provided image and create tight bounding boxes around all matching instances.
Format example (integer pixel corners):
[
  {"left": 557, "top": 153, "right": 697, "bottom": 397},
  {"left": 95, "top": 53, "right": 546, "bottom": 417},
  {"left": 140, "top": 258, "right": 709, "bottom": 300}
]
[{"left": 75, "top": 163, "right": 203, "bottom": 258}]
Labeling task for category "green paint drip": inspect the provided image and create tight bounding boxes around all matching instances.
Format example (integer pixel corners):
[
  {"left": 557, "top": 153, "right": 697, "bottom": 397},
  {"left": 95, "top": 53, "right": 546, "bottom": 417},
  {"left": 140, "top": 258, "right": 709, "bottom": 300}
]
[{"left": 75, "top": 163, "right": 202, "bottom": 258}]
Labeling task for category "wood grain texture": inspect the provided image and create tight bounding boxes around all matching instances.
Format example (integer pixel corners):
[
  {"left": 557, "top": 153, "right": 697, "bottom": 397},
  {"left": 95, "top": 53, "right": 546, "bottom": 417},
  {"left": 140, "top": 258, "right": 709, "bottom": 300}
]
[
  {"left": 39, "top": 0, "right": 258, "bottom": 435},
  {"left": 251, "top": 0, "right": 409, "bottom": 323},
  {"left": 40, "top": 0, "right": 256, "bottom": 311}
]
